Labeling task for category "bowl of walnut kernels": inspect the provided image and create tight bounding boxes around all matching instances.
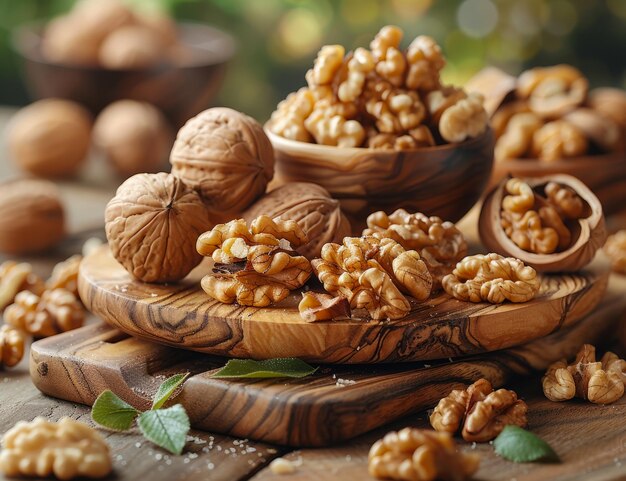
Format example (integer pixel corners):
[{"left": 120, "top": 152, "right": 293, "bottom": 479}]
[{"left": 265, "top": 26, "right": 495, "bottom": 230}]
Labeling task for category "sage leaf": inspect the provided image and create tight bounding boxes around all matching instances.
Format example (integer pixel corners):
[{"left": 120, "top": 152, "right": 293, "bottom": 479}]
[
  {"left": 212, "top": 358, "right": 318, "bottom": 379},
  {"left": 91, "top": 390, "right": 140, "bottom": 431},
  {"left": 152, "top": 373, "right": 189, "bottom": 410},
  {"left": 137, "top": 404, "right": 190, "bottom": 455},
  {"left": 494, "top": 426, "right": 560, "bottom": 463}
]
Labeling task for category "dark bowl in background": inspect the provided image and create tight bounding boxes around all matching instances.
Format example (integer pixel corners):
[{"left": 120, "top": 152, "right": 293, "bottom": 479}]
[{"left": 12, "top": 22, "right": 235, "bottom": 128}]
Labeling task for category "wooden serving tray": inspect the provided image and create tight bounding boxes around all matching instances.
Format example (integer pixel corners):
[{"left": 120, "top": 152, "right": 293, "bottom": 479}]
[
  {"left": 30, "top": 281, "right": 623, "bottom": 447},
  {"left": 78, "top": 246, "right": 609, "bottom": 363}
]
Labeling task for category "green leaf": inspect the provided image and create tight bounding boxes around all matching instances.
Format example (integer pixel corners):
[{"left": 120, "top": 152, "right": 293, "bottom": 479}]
[
  {"left": 151, "top": 373, "right": 189, "bottom": 410},
  {"left": 494, "top": 426, "right": 560, "bottom": 463},
  {"left": 212, "top": 358, "right": 318, "bottom": 379},
  {"left": 91, "top": 390, "right": 140, "bottom": 431},
  {"left": 137, "top": 405, "right": 190, "bottom": 455}
]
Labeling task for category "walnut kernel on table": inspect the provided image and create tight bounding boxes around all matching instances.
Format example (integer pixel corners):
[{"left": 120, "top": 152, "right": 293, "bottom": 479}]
[
  {"left": 105, "top": 172, "right": 212, "bottom": 283},
  {"left": 442, "top": 253, "right": 540, "bottom": 304},
  {"left": 5, "top": 289, "right": 84, "bottom": 338},
  {"left": 197, "top": 216, "right": 312, "bottom": 307},
  {"left": 7, "top": 99, "right": 92, "bottom": 178},
  {"left": 312, "top": 236, "right": 432, "bottom": 320},
  {"left": 0, "top": 324, "right": 25, "bottom": 369},
  {"left": 170, "top": 107, "right": 274, "bottom": 219},
  {"left": 94, "top": 100, "right": 173, "bottom": 178},
  {"left": 368, "top": 428, "right": 479, "bottom": 481},
  {"left": 46, "top": 256, "right": 83, "bottom": 298},
  {"left": 243, "top": 182, "right": 352, "bottom": 259},
  {"left": 0, "top": 261, "right": 45, "bottom": 311},
  {"left": 542, "top": 344, "right": 626, "bottom": 404},
  {"left": 0, "top": 417, "right": 112, "bottom": 480},
  {"left": 363, "top": 209, "right": 467, "bottom": 285},
  {"left": 0, "top": 179, "right": 66, "bottom": 256},
  {"left": 298, "top": 292, "right": 351, "bottom": 322},
  {"left": 604, "top": 230, "right": 626, "bottom": 274},
  {"left": 430, "top": 378, "right": 528, "bottom": 442}
]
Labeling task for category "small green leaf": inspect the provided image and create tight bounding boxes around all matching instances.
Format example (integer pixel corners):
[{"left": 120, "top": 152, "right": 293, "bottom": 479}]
[
  {"left": 212, "top": 358, "right": 318, "bottom": 379},
  {"left": 91, "top": 390, "right": 140, "bottom": 431},
  {"left": 137, "top": 405, "right": 190, "bottom": 455},
  {"left": 494, "top": 426, "right": 560, "bottom": 463},
  {"left": 152, "top": 373, "right": 189, "bottom": 410}
]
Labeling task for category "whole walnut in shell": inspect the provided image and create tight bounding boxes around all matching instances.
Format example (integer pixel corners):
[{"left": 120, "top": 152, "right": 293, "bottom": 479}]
[
  {"left": 170, "top": 108, "right": 274, "bottom": 219},
  {"left": 243, "top": 182, "right": 351, "bottom": 259},
  {"left": 94, "top": 100, "right": 173, "bottom": 177},
  {"left": 0, "top": 179, "right": 65, "bottom": 255},
  {"left": 99, "top": 26, "right": 164, "bottom": 69},
  {"left": 7, "top": 99, "right": 92, "bottom": 178},
  {"left": 105, "top": 173, "right": 212, "bottom": 283}
]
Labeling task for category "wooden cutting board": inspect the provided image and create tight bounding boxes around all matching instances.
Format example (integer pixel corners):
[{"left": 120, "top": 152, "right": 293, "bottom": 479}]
[
  {"left": 31, "top": 274, "right": 624, "bottom": 447},
  {"left": 78, "top": 246, "right": 609, "bottom": 363}
]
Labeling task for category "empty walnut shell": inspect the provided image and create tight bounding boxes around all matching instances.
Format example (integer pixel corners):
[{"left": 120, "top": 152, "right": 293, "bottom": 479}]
[
  {"left": 170, "top": 107, "right": 274, "bottom": 220},
  {"left": 0, "top": 179, "right": 66, "bottom": 255},
  {"left": 479, "top": 174, "right": 606, "bottom": 272},
  {"left": 242, "top": 182, "right": 351, "bottom": 259},
  {"left": 105, "top": 173, "right": 212, "bottom": 283}
]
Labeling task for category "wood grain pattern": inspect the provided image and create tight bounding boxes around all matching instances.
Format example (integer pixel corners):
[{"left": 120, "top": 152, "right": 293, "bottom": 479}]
[
  {"left": 266, "top": 128, "right": 494, "bottom": 230},
  {"left": 30, "top": 283, "right": 623, "bottom": 447},
  {"left": 491, "top": 150, "right": 626, "bottom": 216},
  {"left": 78, "top": 246, "right": 609, "bottom": 364}
]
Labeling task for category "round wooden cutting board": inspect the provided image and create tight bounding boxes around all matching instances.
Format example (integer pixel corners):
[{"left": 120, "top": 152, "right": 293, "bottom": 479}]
[{"left": 79, "top": 246, "right": 609, "bottom": 363}]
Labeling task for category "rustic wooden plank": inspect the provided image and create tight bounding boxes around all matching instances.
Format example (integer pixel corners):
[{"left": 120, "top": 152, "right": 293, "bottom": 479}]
[{"left": 78, "top": 245, "right": 609, "bottom": 363}]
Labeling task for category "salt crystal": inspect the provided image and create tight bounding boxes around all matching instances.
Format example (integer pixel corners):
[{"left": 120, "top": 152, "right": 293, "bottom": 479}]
[
  {"left": 336, "top": 378, "right": 357, "bottom": 387},
  {"left": 155, "top": 453, "right": 163, "bottom": 461},
  {"left": 207, "top": 462, "right": 215, "bottom": 470},
  {"left": 134, "top": 442, "right": 142, "bottom": 448}
]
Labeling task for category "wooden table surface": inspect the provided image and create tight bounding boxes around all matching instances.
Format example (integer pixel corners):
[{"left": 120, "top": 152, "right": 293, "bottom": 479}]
[{"left": 1, "top": 107, "right": 626, "bottom": 481}]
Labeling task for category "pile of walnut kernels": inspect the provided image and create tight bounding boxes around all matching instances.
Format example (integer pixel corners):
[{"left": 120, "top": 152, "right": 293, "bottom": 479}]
[{"left": 269, "top": 25, "right": 489, "bottom": 149}]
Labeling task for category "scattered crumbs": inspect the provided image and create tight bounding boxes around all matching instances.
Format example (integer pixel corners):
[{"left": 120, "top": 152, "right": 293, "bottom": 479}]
[
  {"left": 448, "top": 357, "right": 454, "bottom": 363},
  {"left": 270, "top": 457, "right": 298, "bottom": 475},
  {"left": 134, "top": 442, "right": 142, "bottom": 448},
  {"left": 336, "top": 378, "right": 357, "bottom": 387},
  {"left": 423, "top": 364, "right": 431, "bottom": 368},
  {"left": 115, "top": 454, "right": 124, "bottom": 462},
  {"left": 165, "top": 459, "right": 172, "bottom": 466},
  {"left": 471, "top": 442, "right": 477, "bottom": 450},
  {"left": 188, "top": 453, "right": 199, "bottom": 460},
  {"left": 332, "top": 374, "right": 337, "bottom": 379},
  {"left": 216, "top": 446, "right": 222, "bottom": 451},
  {"left": 155, "top": 453, "right": 163, "bottom": 461},
  {"left": 489, "top": 440, "right": 494, "bottom": 445},
  {"left": 151, "top": 293, "right": 158, "bottom": 297},
  {"left": 183, "top": 458, "right": 191, "bottom": 464},
  {"left": 207, "top": 462, "right": 215, "bottom": 470},
  {"left": 267, "top": 448, "right": 278, "bottom": 454},
  {"left": 246, "top": 447, "right": 257, "bottom": 453},
  {"left": 356, "top": 346, "right": 361, "bottom": 351}
]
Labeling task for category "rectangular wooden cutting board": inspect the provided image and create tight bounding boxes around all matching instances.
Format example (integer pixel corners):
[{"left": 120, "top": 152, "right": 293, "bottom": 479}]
[{"left": 30, "top": 275, "right": 626, "bottom": 447}]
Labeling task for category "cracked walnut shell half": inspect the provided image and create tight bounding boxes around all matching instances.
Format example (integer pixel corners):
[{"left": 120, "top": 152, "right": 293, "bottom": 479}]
[
  {"left": 0, "top": 417, "right": 111, "bottom": 480},
  {"left": 197, "top": 216, "right": 312, "bottom": 307},
  {"left": 442, "top": 253, "right": 540, "bottom": 304},
  {"left": 312, "top": 236, "right": 432, "bottom": 320},
  {"left": 170, "top": 107, "right": 274, "bottom": 219},
  {"left": 368, "top": 428, "right": 479, "bottom": 481},
  {"left": 479, "top": 174, "right": 606, "bottom": 272},
  {"left": 430, "top": 378, "right": 528, "bottom": 442},
  {"left": 542, "top": 344, "right": 626, "bottom": 404},
  {"left": 105, "top": 172, "right": 212, "bottom": 283}
]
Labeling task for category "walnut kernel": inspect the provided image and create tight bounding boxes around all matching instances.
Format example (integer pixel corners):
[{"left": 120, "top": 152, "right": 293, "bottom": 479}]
[
  {"left": 46, "top": 255, "right": 82, "bottom": 298},
  {"left": 0, "top": 325, "right": 25, "bottom": 369},
  {"left": 604, "top": 230, "right": 626, "bottom": 274},
  {"left": 0, "top": 417, "right": 112, "bottom": 480},
  {"left": 531, "top": 120, "right": 588, "bottom": 161},
  {"left": 0, "top": 261, "right": 45, "bottom": 311},
  {"left": 368, "top": 428, "right": 479, "bottom": 481},
  {"left": 438, "top": 93, "right": 488, "bottom": 143},
  {"left": 442, "top": 253, "right": 540, "bottom": 303},
  {"left": 299, "top": 292, "right": 351, "bottom": 322}
]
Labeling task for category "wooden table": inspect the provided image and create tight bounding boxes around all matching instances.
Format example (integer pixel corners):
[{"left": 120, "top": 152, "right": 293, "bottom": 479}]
[{"left": 1, "top": 107, "right": 626, "bottom": 481}]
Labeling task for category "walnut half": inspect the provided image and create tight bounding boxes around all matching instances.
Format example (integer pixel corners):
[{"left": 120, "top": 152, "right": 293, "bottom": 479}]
[
  {"left": 430, "top": 378, "right": 528, "bottom": 442},
  {"left": 0, "top": 417, "right": 112, "bottom": 480},
  {"left": 368, "top": 428, "right": 479, "bottom": 481},
  {"left": 542, "top": 344, "right": 626, "bottom": 404},
  {"left": 0, "top": 324, "right": 25, "bottom": 368},
  {"left": 197, "top": 216, "right": 312, "bottom": 307},
  {"left": 442, "top": 253, "right": 540, "bottom": 303},
  {"left": 0, "top": 261, "right": 44, "bottom": 311}
]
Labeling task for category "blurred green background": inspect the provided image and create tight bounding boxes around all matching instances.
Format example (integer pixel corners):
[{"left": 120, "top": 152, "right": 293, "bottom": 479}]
[{"left": 0, "top": 0, "right": 624, "bottom": 120}]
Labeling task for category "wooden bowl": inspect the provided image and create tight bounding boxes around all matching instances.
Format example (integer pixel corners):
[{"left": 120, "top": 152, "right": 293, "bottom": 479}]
[
  {"left": 12, "top": 23, "right": 235, "bottom": 128},
  {"left": 491, "top": 151, "right": 626, "bottom": 216},
  {"left": 266, "top": 128, "right": 495, "bottom": 231}
]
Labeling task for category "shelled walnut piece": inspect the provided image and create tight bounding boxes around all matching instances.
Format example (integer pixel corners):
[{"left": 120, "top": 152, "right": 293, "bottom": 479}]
[
  {"left": 500, "top": 178, "right": 585, "bottom": 255},
  {"left": 312, "top": 236, "right": 432, "bottom": 320},
  {"left": 430, "top": 378, "right": 528, "bottom": 442},
  {"left": 363, "top": 209, "right": 467, "bottom": 285},
  {"left": 46, "top": 255, "right": 83, "bottom": 297},
  {"left": 197, "top": 216, "right": 312, "bottom": 307},
  {"left": 0, "top": 261, "right": 44, "bottom": 311},
  {"left": 4, "top": 289, "right": 85, "bottom": 338},
  {"left": 542, "top": 344, "right": 626, "bottom": 404},
  {"left": 604, "top": 230, "right": 626, "bottom": 274},
  {"left": 269, "top": 25, "right": 488, "bottom": 149},
  {"left": 0, "top": 417, "right": 112, "bottom": 480},
  {"left": 442, "top": 253, "right": 540, "bottom": 304},
  {"left": 368, "top": 428, "right": 479, "bottom": 481},
  {"left": 298, "top": 292, "right": 351, "bottom": 322},
  {"left": 0, "top": 325, "right": 25, "bottom": 369}
]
